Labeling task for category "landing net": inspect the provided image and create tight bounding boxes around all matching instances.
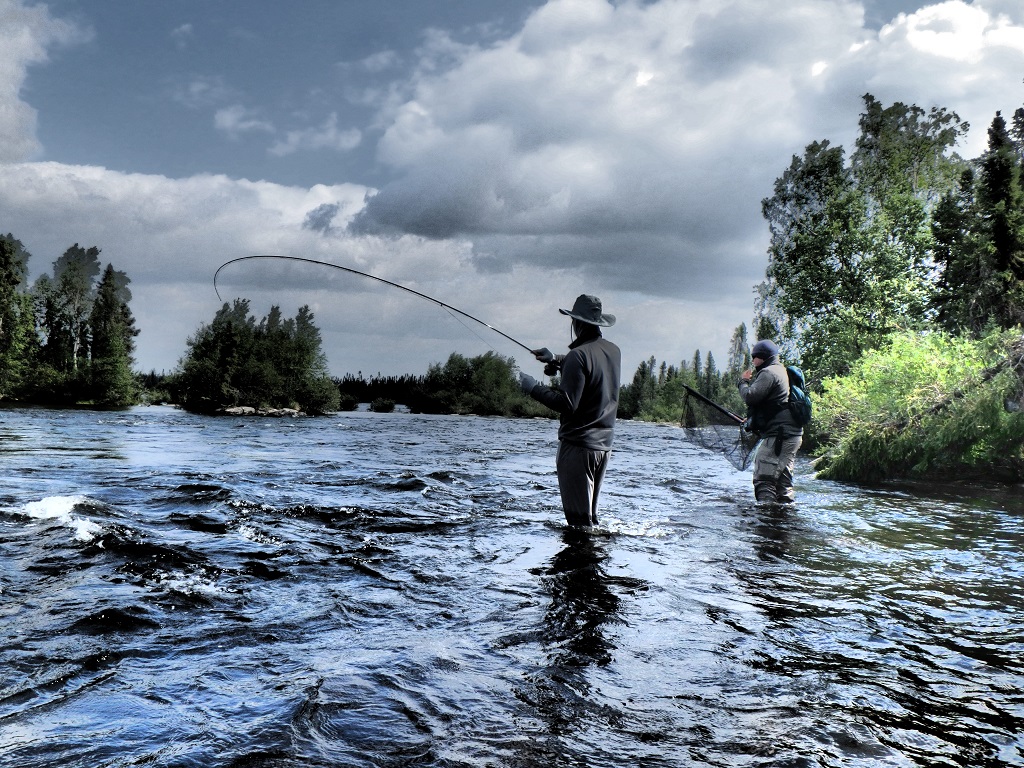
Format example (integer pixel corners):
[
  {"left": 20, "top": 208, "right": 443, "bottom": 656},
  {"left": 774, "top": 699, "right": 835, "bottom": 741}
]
[{"left": 680, "top": 385, "right": 760, "bottom": 471}]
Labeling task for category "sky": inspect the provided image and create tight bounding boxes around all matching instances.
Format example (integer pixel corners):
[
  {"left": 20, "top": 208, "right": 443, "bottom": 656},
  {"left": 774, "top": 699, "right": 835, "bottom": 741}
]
[{"left": 1, "top": 0, "right": 1023, "bottom": 381}]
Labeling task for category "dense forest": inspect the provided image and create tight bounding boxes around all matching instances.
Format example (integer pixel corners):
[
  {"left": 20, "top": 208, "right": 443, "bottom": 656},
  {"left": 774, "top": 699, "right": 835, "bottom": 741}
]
[{"left": 0, "top": 237, "right": 138, "bottom": 407}]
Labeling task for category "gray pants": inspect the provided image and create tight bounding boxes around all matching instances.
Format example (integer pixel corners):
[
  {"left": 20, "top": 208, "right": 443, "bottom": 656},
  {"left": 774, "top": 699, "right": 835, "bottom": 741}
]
[
  {"left": 752, "top": 434, "right": 802, "bottom": 504},
  {"left": 556, "top": 441, "right": 610, "bottom": 527}
]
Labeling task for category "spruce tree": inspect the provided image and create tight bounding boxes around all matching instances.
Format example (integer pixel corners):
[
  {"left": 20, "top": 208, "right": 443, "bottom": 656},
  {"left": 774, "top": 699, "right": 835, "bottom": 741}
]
[
  {"left": 976, "top": 112, "right": 1024, "bottom": 326},
  {"left": 0, "top": 237, "right": 33, "bottom": 397},
  {"left": 89, "top": 263, "right": 139, "bottom": 405}
]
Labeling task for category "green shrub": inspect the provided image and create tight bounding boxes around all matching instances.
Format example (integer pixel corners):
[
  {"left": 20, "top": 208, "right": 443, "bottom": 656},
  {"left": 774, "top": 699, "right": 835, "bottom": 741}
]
[
  {"left": 814, "top": 329, "right": 1024, "bottom": 483},
  {"left": 337, "top": 392, "right": 359, "bottom": 412}
]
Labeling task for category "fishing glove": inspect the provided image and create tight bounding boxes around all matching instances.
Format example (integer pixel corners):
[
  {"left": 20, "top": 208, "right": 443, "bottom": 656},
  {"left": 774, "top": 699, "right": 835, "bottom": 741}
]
[
  {"left": 532, "top": 348, "right": 555, "bottom": 363},
  {"left": 519, "top": 372, "right": 539, "bottom": 394}
]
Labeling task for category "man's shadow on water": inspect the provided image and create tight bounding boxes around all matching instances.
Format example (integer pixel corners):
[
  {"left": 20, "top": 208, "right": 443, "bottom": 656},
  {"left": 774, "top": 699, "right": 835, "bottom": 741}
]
[{"left": 517, "top": 528, "right": 647, "bottom": 744}]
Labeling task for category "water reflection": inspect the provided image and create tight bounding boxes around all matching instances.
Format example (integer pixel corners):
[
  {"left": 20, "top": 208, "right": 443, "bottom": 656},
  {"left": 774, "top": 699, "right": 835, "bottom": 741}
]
[
  {"left": 541, "top": 528, "right": 621, "bottom": 668},
  {"left": 751, "top": 503, "right": 794, "bottom": 563},
  {"left": 516, "top": 528, "right": 644, "bottom": 756}
]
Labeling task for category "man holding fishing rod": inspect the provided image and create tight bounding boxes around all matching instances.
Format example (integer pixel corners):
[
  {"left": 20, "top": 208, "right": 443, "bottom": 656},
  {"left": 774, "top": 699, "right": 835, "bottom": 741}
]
[{"left": 518, "top": 295, "right": 621, "bottom": 528}]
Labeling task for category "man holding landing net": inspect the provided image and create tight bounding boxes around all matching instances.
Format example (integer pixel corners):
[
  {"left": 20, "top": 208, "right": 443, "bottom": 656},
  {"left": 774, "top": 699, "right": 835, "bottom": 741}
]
[
  {"left": 738, "top": 339, "right": 804, "bottom": 504},
  {"left": 519, "top": 295, "right": 621, "bottom": 528}
]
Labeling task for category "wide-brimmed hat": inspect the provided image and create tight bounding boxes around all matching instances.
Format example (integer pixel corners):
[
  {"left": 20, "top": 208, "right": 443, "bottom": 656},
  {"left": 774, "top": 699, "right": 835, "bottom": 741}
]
[{"left": 559, "top": 294, "right": 615, "bottom": 327}]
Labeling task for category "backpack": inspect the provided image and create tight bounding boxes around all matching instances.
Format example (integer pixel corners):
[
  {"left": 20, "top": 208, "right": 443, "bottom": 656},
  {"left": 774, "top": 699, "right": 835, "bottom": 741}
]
[{"left": 786, "top": 366, "right": 812, "bottom": 426}]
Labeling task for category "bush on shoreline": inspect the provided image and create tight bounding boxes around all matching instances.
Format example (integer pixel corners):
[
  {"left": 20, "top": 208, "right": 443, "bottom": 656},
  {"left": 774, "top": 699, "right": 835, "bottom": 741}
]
[{"left": 813, "top": 329, "right": 1024, "bottom": 484}]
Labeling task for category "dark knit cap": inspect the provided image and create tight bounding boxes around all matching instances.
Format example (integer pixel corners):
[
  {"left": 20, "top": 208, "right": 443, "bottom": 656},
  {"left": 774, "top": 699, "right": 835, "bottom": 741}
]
[{"left": 751, "top": 339, "right": 779, "bottom": 360}]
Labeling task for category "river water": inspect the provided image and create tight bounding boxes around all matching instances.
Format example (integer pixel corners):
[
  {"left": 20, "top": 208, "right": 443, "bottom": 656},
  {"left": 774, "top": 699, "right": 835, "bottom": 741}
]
[{"left": 0, "top": 405, "right": 1021, "bottom": 768}]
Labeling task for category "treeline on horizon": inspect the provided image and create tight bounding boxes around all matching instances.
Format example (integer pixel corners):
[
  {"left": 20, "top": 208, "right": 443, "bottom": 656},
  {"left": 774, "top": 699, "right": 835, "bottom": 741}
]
[
  {"left": 0, "top": 228, "right": 747, "bottom": 419},
  {"left": 331, "top": 341, "right": 747, "bottom": 420}
]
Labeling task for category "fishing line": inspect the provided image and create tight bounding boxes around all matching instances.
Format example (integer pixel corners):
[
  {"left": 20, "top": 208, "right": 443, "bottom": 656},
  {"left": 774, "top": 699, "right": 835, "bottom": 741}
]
[
  {"left": 213, "top": 254, "right": 536, "bottom": 355},
  {"left": 440, "top": 306, "right": 498, "bottom": 352}
]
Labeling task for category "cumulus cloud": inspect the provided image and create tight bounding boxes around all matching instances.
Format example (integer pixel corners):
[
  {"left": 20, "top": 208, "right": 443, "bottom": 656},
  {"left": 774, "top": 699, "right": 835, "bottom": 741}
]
[
  {"left": 214, "top": 104, "right": 274, "bottom": 137},
  {"left": 348, "top": 0, "right": 873, "bottom": 296},
  {"left": 350, "top": 0, "right": 1024, "bottom": 302},
  {"left": 0, "top": 0, "right": 89, "bottom": 161}
]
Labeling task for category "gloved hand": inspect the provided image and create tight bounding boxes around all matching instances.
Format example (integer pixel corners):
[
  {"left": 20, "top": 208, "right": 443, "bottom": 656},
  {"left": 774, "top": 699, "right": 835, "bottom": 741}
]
[
  {"left": 519, "top": 372, "right": 539, "bottom": 394},
  {"left": 532, "top": 347, "right": 555, "bottom": 363}
]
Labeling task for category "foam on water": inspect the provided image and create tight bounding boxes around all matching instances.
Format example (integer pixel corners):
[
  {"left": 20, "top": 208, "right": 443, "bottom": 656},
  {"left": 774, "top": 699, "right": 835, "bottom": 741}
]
[
  {"left": 156, "top": 571, "right": 226, "bottom": 599},
  {"left": 22, "top": 495, "right": 103, "bottom": 542}
]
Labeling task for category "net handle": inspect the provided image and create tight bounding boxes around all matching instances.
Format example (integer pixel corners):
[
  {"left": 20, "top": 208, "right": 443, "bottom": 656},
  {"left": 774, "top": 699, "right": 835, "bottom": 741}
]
[{"left": 682, "top": 384, "right": 745, "bottom": 425}]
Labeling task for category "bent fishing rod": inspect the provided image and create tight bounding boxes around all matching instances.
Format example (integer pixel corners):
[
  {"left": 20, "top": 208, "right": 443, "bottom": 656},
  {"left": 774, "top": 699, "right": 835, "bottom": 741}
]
[
  {"left": 682, "top": 384, "right": 745, "bottom": 425},
  {"left": 213, "top": 254, "right": 535, "bottom": 355}
]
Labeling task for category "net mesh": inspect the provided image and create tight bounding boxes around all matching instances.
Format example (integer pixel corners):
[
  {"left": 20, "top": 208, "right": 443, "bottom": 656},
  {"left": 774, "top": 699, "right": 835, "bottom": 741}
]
[{"left": 680, "top": 387, "right": 760, "bottom": 471}]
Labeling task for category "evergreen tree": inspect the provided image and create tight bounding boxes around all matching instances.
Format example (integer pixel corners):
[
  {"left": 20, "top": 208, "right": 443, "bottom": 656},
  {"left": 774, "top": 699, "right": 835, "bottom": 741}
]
[
  {"left": 0, "top": 236, "right": 34, "bottom": 397},
  {"left": 976, "top": 111, "right": 1024, "bottom": 325},
  {"left": 176, "top": 299, "right": 339, "bottom": 414},
  {"left": 291, "top": 305, "right": 339, "bottom": 413},
  {"left": 726, "top": 322, "right": 750, "bottom": 377},
  {"left": 39, "top": 244, "right": 102, "bottom": 374},
  {"left": 89, "top": 263, "right": 139, "bottom": 405},
  {"left": 618, "top": 355, "right": 654, "bottom": 419},
  {"left": 931, "top": 168, "right": 988, "bottom": 334},
  {"left": 1011, "top": 107, "right": 1024, "bottom": 155},
  {"left": 702, "top": 351, "right": 719, "bottom": 399}
]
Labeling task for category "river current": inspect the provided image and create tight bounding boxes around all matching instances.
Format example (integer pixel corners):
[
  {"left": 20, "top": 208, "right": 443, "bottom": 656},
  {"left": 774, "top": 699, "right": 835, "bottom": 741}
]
[{"left": 0, "top": 405, "right": 1021, "bottom": 767}]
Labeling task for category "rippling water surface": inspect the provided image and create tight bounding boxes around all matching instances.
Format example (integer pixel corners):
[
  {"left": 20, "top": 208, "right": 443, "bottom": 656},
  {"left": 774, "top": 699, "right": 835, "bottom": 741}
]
[{"left": 0, "top": 405, "right": 1021, "bottom": 767}]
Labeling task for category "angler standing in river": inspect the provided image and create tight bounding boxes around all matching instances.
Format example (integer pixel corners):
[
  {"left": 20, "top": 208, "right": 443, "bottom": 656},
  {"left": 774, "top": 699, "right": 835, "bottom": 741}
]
[
  {"left": 519, "top": 295, "right": 621, "bottom": 528},
  {"left": 738, "top": 339, "right": 803, "bottom": 504}
]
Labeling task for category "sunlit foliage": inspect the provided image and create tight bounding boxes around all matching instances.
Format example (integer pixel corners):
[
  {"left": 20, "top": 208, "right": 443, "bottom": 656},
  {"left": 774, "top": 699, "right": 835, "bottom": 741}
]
[{"left": 814, "top": 329, "right": 1024, "bottom": 483}]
